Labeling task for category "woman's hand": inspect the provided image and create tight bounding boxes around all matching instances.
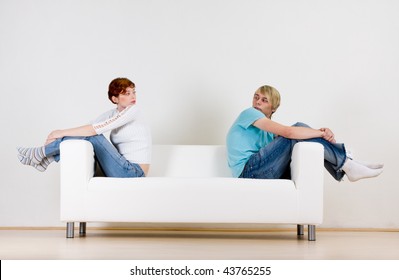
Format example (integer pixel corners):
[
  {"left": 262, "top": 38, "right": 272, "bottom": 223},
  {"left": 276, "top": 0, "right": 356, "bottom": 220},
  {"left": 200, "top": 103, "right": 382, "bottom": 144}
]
[
  {"left": 43, "top": 125, "right": 96, "bottom": 145},
  {"left": 45, "top": 130, "right": 64, "bottom": 145},
  {"left": 320, "top": 128, "right": 336, "bottom": 143}
]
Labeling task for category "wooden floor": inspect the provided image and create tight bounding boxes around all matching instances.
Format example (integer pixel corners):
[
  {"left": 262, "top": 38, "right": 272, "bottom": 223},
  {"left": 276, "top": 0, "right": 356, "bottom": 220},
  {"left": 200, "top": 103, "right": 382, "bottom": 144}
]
[{"left": 1, "top": 228, "right": 399, "bottom": 259}]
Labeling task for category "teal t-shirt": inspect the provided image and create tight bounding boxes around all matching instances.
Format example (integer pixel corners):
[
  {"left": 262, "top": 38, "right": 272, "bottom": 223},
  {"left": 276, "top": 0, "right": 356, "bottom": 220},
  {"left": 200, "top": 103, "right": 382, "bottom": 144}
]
[{"left": 226, "top": 107, "right": 275, "bottom": 177}]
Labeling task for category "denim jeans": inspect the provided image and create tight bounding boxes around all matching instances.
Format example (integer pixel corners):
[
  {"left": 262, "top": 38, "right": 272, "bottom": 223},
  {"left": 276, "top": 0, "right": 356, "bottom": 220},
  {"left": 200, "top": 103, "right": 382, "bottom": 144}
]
[
  {"left": 45, "top": 135, "right": 145, "bottom": 178},
  {"left": 239, "top": 122, "right": 347, "bottom": 181}
]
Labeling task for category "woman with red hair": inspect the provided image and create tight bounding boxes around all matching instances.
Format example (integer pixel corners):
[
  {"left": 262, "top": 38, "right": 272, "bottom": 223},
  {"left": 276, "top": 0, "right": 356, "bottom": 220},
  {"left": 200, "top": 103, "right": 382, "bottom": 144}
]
[{"left": 17, "top": 77, "right": 151, "bottom": 178}]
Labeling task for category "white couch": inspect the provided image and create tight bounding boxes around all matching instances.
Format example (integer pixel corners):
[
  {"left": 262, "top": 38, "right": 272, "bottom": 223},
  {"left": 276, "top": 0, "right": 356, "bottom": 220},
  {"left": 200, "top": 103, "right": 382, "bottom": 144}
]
[{"left": 60, "top": 140, "right": 324, "bottom": 241}]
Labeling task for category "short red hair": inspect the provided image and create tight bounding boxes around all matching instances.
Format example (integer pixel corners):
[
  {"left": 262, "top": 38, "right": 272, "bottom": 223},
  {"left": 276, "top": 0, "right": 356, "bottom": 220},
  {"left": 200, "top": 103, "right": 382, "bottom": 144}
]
[{"left": 108, "top": 78, "right": 135, "bottom": 104}]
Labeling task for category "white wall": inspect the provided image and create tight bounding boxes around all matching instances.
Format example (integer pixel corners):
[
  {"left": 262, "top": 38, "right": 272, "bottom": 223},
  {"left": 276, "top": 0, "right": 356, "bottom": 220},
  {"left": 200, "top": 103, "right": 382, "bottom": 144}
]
[{"left": 1, "top": 0, "right": 398, "bottom": 228}]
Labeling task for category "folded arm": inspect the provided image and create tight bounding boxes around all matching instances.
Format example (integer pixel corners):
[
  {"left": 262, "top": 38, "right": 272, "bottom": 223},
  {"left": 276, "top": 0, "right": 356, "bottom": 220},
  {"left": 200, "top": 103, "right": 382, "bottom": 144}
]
[
  {"left": 253, "top": 117, "right": 335, "bottom": 143},
  {"left": 44, "top": 105, "right": 139, "bottom": 145},
  {"left": 45, "top": 125, "right": 96, "bottom": 145}
]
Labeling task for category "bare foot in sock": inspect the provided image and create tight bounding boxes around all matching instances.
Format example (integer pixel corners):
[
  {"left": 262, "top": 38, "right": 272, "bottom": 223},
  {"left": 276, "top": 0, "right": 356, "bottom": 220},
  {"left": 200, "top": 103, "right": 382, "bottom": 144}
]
[
  {"left": 17, "top": 147, "right": 46, "bottom": 165},
  {"left": 17, "top": 155, "right": 54, "bottom": 172},
  {"left": 353, "top": 159, "right": 384, "bottom": 169},
  {"left": 342, "top": 159, "right": 383, "bottom": 182},
  {"left": 346, "top": 151, "right": 384, "bottom": 169}
]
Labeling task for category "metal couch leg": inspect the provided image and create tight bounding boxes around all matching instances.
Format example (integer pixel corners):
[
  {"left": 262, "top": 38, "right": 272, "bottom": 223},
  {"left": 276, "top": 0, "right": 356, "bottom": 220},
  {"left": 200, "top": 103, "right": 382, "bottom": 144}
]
[
  {"left": 79, "top": 222, "right": 87, "bottom": 236},
  {"left": 66, "top": 222, "right": 74, "bottom": 238},
  {"left": 308, "top": 225, "right": 316, "bottom": 241},
  {"left": 297, "top": 225, "right": 304, "bottom": 235}
]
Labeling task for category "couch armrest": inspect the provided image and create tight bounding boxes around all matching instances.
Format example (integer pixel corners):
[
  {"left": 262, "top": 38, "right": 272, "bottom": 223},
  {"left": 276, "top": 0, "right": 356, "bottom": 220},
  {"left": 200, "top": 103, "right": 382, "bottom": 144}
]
[
  {"left": 290, "top": 142, "right": 324, "bottom": 224},
  {"left": 60, "top": 140, "right": 95, "bottom": 221}
]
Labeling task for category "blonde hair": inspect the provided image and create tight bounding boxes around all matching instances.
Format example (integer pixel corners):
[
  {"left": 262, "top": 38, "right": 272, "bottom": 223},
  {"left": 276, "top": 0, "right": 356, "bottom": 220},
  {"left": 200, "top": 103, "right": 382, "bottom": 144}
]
[{"left": 256, "top": 85, "right": 281, "bottom": 112}]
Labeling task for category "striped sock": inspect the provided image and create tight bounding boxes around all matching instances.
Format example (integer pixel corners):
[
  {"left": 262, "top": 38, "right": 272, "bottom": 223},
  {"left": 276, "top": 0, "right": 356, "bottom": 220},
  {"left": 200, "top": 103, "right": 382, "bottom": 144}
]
[
  {"left": 41, "top": 156, "right": 55, "bottom": 168},
  {"left": 17, "top": 155, "right": 54, "bottom": 172},
  {"left": 17, "top": 146, "right": 46, "bottom": 165}
]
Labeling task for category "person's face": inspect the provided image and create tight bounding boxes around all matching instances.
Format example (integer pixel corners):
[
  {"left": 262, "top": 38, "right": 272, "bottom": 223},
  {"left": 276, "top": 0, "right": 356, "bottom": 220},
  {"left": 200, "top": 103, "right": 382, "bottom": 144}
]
[
  {"left": 252, "top": 91, "right": 274, "bottom": 118},
  {"left": 113, "top": 87, "right": 136, "bottom": 110}
]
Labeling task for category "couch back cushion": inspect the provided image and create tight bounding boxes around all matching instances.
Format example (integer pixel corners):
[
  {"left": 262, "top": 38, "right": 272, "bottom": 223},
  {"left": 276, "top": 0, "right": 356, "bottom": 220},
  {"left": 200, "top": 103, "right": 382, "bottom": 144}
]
[{"left": 148, "top": 145, "right": 231, "bottom": 177}]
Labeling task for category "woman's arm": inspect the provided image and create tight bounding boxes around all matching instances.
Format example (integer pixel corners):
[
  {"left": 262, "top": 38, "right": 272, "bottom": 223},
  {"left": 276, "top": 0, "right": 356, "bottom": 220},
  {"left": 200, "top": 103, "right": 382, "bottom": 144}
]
[
  {"left": 92, "top": 105, "right": 140, "bottom": 135},
  {"left": 253, "top": 117, "right": 335, "bottom": 142},
  {"left": 45, "top": 125, "right": 96, "bottom": 145}
]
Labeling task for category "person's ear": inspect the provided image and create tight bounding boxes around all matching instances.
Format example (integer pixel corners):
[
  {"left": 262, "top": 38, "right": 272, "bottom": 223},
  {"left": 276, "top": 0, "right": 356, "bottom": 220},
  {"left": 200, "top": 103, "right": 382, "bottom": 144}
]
[{"left": 111, "top": 96, "right": 119, "bottom": 104}]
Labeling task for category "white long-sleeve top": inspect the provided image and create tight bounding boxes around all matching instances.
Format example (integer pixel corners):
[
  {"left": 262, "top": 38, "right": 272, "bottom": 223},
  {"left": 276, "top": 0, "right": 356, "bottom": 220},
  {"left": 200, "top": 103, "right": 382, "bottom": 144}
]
[{"left": 91, "top": 105, "right": 152, "bottom": 164}]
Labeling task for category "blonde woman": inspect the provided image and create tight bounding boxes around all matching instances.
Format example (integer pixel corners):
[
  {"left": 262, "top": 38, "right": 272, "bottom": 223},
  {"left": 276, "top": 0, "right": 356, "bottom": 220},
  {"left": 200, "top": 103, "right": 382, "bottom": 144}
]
[{"left": 226, "top": 85, "right": 383, "bottom": 182}]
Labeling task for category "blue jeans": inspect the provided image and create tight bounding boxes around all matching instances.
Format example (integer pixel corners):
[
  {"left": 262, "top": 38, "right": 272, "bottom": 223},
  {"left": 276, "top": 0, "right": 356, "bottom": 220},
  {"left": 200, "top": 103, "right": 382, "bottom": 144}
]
[
  {"left": 239, "top": 122, "right": 347, "bottom": 181},
  {"left": 45, "top": 135, "right": 145, "bottom": 178}
]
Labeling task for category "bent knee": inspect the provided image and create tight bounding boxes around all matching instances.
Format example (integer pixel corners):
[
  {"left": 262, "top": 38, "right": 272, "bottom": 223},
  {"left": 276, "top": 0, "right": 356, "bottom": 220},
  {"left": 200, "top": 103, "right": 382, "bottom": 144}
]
[{"left": 292, "top": 122, "right": 311, "bottom": 128}]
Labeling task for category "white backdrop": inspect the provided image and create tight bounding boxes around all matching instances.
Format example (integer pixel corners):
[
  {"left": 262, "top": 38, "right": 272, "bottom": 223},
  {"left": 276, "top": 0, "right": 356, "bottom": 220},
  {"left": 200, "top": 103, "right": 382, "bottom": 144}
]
[{"left": 1, "top": 0, "right": 398, "bottom": 228}]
